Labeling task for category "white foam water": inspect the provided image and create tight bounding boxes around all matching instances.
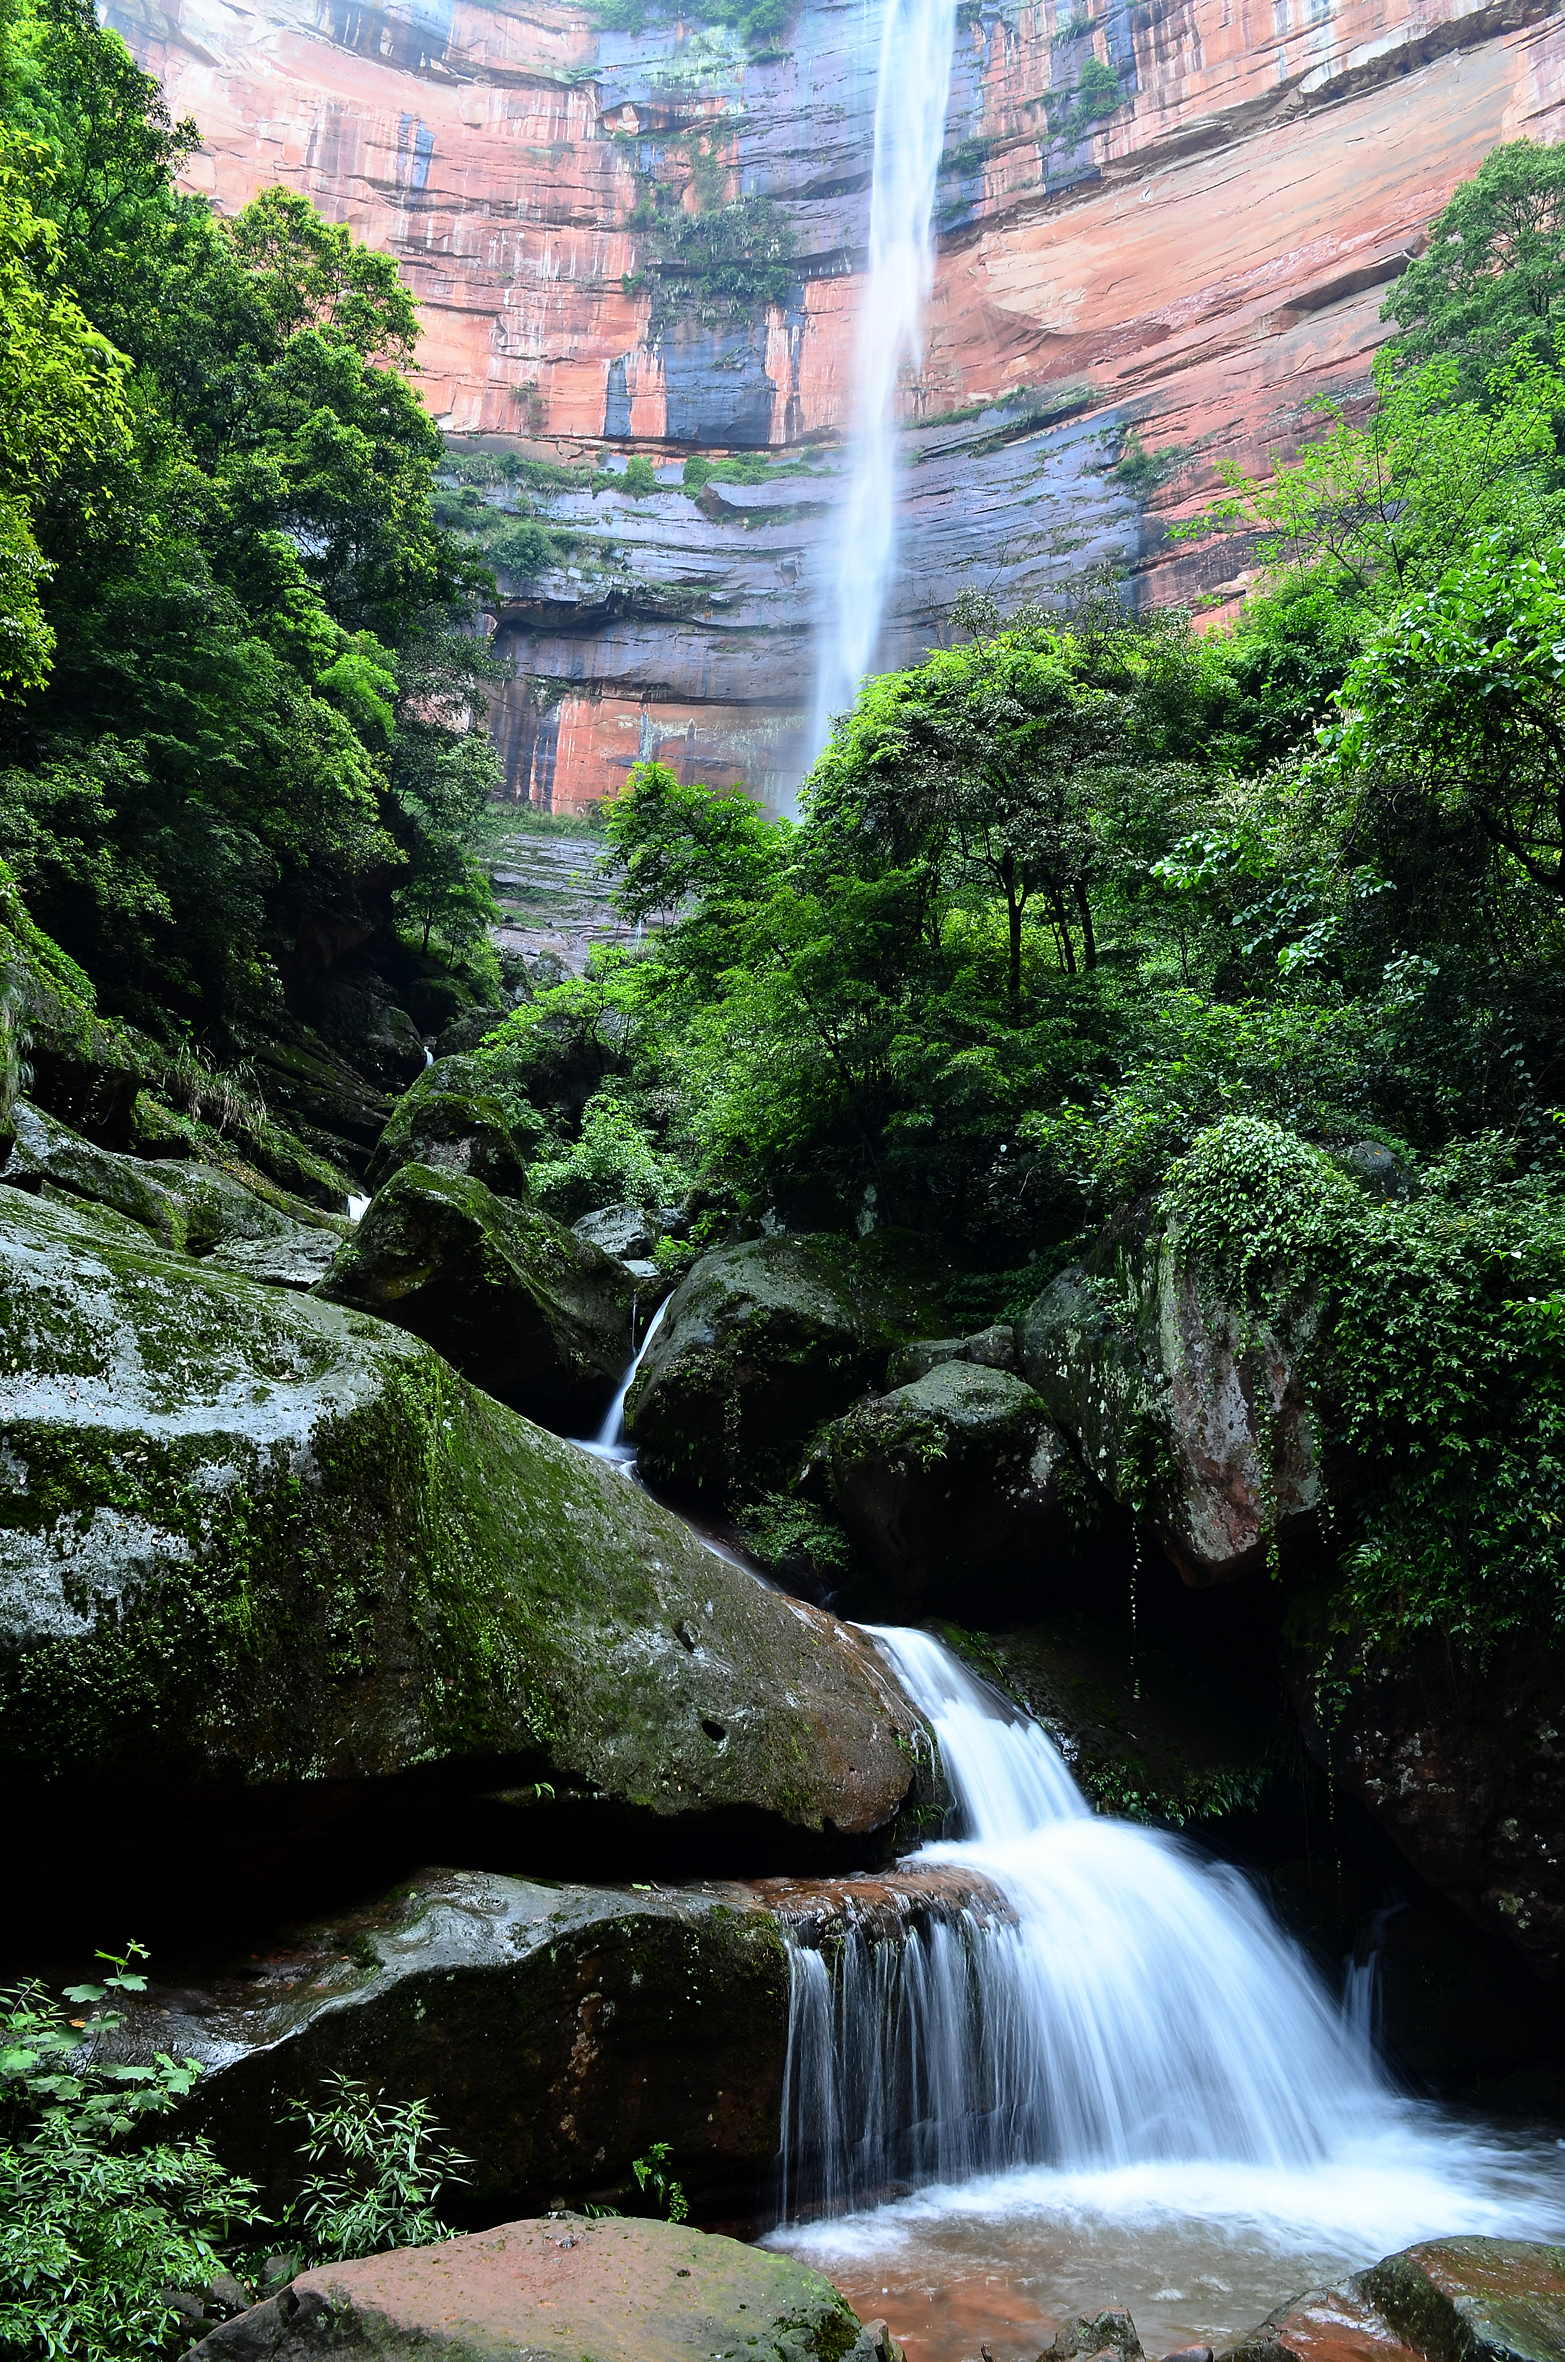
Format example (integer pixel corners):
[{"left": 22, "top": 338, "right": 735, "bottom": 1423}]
[
  {"left": 580, "top": 1292, "right": 671, "bottom": 1467},
  {"left": 807, "top": 0, "right": 957, "bottom": 762},
  {"left": 770, "top": 1628, "right": 1565, "bottom": 2344}
]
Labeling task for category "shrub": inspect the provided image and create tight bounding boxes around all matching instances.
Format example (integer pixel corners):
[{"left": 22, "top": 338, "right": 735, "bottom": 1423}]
[
  {"left": 281, "top": 2076, "right": 470, "bottom": 2266},
  {"left": 0, "top": 1946, "right": 261, "bottom": 2362}
]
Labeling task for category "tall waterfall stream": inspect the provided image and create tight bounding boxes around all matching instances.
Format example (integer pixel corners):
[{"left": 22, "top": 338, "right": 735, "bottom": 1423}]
[
  {"left": 766, "top": 1629, "right": 1565, "bottom": 2360},
  {"left": 808, "top": 0, "right": 956, "bottom": 755}
]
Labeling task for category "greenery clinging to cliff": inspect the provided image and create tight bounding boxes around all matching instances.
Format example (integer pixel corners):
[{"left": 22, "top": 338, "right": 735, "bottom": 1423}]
[{"left": 0, "top": 0, "right": 504, "bottom": 1049}]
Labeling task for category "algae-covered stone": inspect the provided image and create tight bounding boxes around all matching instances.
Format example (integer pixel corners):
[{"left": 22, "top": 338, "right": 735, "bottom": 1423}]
[
  {"left": 188, "top": 2215, "right": 879, "bottom": 2362},
  {"left": 126, "top": 1866, "right": 793, "bottom": 2218},
  {"left": 3, "top": 1100, "right": 343, "bottom": 1284},
  {"left": 628, "top": 1232, "right": 947, "bottom": 1500},
  {"left": 1021, "top": 1201, "right": 1319, "bottom": 1585},
  {"left": 316, "top": 1162, "right": 634, "bottom": 1423},
  {"left": 365, "top": 1054, "right": 533, "bottom": 1201},
  {"left": 828, "top": 1364, "right": 1080, "bottom": 1617},
  {"left": 0, "top": 1186, "right": 936, "bottom": 1850}
]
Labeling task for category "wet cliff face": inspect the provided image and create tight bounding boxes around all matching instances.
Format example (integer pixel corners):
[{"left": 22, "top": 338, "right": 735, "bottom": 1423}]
[{"left": 111, "top": 0, "right": 1565, "bottom": 807}]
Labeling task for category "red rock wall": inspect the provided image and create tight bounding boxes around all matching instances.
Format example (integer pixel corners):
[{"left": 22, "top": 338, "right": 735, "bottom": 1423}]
[{"left": 108, "top": 0, "right": 1565, "bottom": 806}]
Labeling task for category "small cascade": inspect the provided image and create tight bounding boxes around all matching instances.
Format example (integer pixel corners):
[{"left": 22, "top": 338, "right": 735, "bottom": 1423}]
[
  {"left": 779, "top": 1627, "right": 1384, "bottom": 2220},
  {"left": 807, "top": 0, "right": 958, "bottom": 760},
  {"left": 581, "top": 1292, "right": 671, "bottom": 1466},
  {"left": 1343, "top": 1903, "right": 1402, "bottom": 2055}
]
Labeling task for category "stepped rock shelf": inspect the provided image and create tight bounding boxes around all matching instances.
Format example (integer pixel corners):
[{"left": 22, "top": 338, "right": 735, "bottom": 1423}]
[{"left": 109, "top": 0, "right": 1565, "bottom": 806}]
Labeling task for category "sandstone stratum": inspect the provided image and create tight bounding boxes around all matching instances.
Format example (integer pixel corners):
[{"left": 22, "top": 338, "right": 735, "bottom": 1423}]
[{"left": 108, "top": 0, "right": 1565, "bottom": 807}]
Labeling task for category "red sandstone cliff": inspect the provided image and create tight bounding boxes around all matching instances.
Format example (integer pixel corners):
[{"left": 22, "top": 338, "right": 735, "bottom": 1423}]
[{"left": 108, "top": 0, "right": 1565, "bottom": 805}]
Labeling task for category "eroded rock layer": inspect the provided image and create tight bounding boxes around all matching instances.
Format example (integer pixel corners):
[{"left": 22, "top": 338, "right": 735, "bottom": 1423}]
[{"left": 110, "top": 0, "right": 1565, "bottom": 801}]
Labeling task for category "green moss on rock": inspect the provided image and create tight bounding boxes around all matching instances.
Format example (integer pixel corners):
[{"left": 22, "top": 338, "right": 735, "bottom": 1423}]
[
  {"left": 316, "top": 1162, "right": 634, "bottom": 1423},
  {"left": 628, "top": 1231, "right": 949, "bottom": 1500},
  {"left": 0, "top": 1187, "right": 934, "bottom": 1844}
]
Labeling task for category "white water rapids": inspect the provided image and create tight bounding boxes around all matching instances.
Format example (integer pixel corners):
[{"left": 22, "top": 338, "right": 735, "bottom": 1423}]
[
  {"left": 808, "top": 0, "right": 957, "bottom": 758},
  {"left": 772, "top": 1627, "right": 1565, "bottom": 2353}
]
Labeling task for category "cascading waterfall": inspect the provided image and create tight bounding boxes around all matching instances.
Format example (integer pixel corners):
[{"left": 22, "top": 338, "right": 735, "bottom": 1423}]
[
  {"left": 583, "top": 1292, "right": 671, "bottom": 1465},
  {"left": 807, "top": 0, "right": 957, "bottom": 758},
  {"left": 779, "top": 1627, "right": 1386, "bottom": 2220}
]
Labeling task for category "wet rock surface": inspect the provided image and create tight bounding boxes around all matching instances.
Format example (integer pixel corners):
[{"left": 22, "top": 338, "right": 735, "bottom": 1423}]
[
  {"left": 1022, "top": 1204, "right": 1320, "bottom": 1586},
  {"left": 2, "top": 1099, "right": 347, "bottom": 1277},
  {"left": 628, "top": 1232, "right": 948, "bottom": 1500},
  {"left": 124, "top": 1868, "right": 792, "bottom": 2220},
  {"left": 1290, "top": 1635, "right": 1565, "bottom": 1981},
  {"left": 316, "top": 1161, "right": 635, "bottom": 1425},
  {"left": 827, "top": 1363, "right": 1083, "bottom": 1620},
  {"left": 1223, "top": 2238, "right": 1565, "bottom": 2362},
  {"left": 0, "top": 1186, "right": 940, "bottom": 1912},
  {"left": 186, "top": 2214, "right": 880, "bottom": 2362}
]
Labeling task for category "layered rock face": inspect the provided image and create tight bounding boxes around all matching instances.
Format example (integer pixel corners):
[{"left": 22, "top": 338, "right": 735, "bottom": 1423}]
[{"left": 108, "top": 0, "right": 1565, "bottom": 807}]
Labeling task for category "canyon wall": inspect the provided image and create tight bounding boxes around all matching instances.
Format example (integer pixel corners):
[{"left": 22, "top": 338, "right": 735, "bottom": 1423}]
[{"left": 112, "top": 0, "right": 1565, "bottom": 806}]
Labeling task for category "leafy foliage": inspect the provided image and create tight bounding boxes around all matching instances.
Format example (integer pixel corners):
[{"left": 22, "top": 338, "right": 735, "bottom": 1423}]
[
  {"left": 630, "top": 2141, "right": 689, "bottom": 2223},
  {"left": 0, "top": 0, "right": 502, "bottom": 1046},
  {"left": 281, "top": 2076, "right": 470, "bottom": 2266},
  {"left": 0, "top": 1946, "right": 261, "bottom": 2362}
]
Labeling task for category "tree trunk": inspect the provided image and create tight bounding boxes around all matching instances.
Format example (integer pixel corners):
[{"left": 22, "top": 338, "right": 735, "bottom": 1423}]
[
  {"left": 1048, "top": 890, "right": 1076, "bottom": 976},
  {"left": 1074, "top": 880, "right": 1097, "bottom": 970}
]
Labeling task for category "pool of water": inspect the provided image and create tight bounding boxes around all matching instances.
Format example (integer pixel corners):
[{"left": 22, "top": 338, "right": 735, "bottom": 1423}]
[{"left": 770, "top": 2119, "right": 1565, "bottom": 2362}]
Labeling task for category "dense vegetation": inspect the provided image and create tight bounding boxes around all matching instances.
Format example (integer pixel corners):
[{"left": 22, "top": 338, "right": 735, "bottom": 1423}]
[
  {"left": 460, "top": 141, "right": 1565, "bottom": 1660},
  {"left": 1, "top": 0, "right": 1562, "bottom": 1666},
  {"left": 0, "top": 0, "right": 503, "bottom": 1061}
]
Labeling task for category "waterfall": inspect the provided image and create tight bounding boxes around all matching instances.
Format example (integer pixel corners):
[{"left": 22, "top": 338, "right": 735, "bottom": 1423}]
[
  {"left": 583, "top": 1292, "right": 671, "bottom": 1465},
  {"left": 779, "top": 1627, "right": 1384, "bottom": 2221},
  {"left": 807, "top": 0, "right": 958, "bottom": 760}
]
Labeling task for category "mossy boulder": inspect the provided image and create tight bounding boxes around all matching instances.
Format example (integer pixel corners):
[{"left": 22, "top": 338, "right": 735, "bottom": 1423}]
[
  {"left": 365, "top": 1055, "right": 533, "bottom": 1201},
  {"left": 1021, "top": 1200, "right": 1320, "bottom": 1585},
  {"left": 0, "top": 1186, "right": 939, "bottom": 1857},
  {"left": 0, "top": 856, "right": 150, "bottom": 1147},
  {"left": 827, "top": 1364, "right": 1083, "bottom": 1618},
  {"left": 125, "top": 1866, "right": 793, "bottom": 2220},
  {"left": 1289, "top": 1628, "right": 1565, "bottom": 1980},
  {"left": 189, "top": 2215, "right": 883, "bottom": 2362},
  {"left": 250, "top": 1035, "right": 393, "bottom": 1175},
  {"left": 627, "top": 1232, "right": 948, "bottom": 1500},
  {"left": 316, "top": 1163, "right": 635, "bottom": 1424},
  {"left": 3, "top": 1099, "right": 345, "bottom": 1285}
]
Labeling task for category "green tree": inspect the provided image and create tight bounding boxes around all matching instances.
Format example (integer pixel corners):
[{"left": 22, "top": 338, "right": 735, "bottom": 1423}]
[
  {"left": 1191, "top": 346, "right": 1563, "bottom": 608},
  {"left": 1333, "top": 537, "right": 1565, "bottom": 908},
  {"left": 0, "top": 123, "right": 129, "bottom": 690},
  {"left": 1386, "top": 137, "right": 1565, "bottom": 389}
]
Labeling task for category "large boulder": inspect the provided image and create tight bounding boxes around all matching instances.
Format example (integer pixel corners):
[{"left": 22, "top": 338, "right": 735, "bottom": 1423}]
[
  {"left": 1224, "top": 2239, "right": 1565, "bottom": 2362},
  {"left": 1021, "top": 1200, "right": 1320, "bottom": 1585},
  {"left": 1290, "top": 1631, "right": 1565, "bottom": 1981},
  {"left": 120, "top": 1863, "right": 995, "bottom": 2221},
  {"left": 627, "top": 1232, "right": 947, "bottom": 1500},
  {"left": 187, "top": 2216, "right": 890, "bottom": 2362},
  {"left": 365, "top": 1055, "right": 534, "bottom": 1201},
  {"left": 127, "top": 1868, "right": 792, "bottom": 2219},
  {"left": 0, "top": 1185, "right": 941, "bottom": 1934},
  {"left": 316, "top": 1163, "right": 635, "bottom": 1425},
  {"left": 2, "top": 1099, "right": 345, "bottom": 1286},
  {"left": 827, "top": 1363, "right": 1085, "bottom": 1618},
  {"left": 250, "top": 1036, "right": 393, "bottom": 1176}
]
